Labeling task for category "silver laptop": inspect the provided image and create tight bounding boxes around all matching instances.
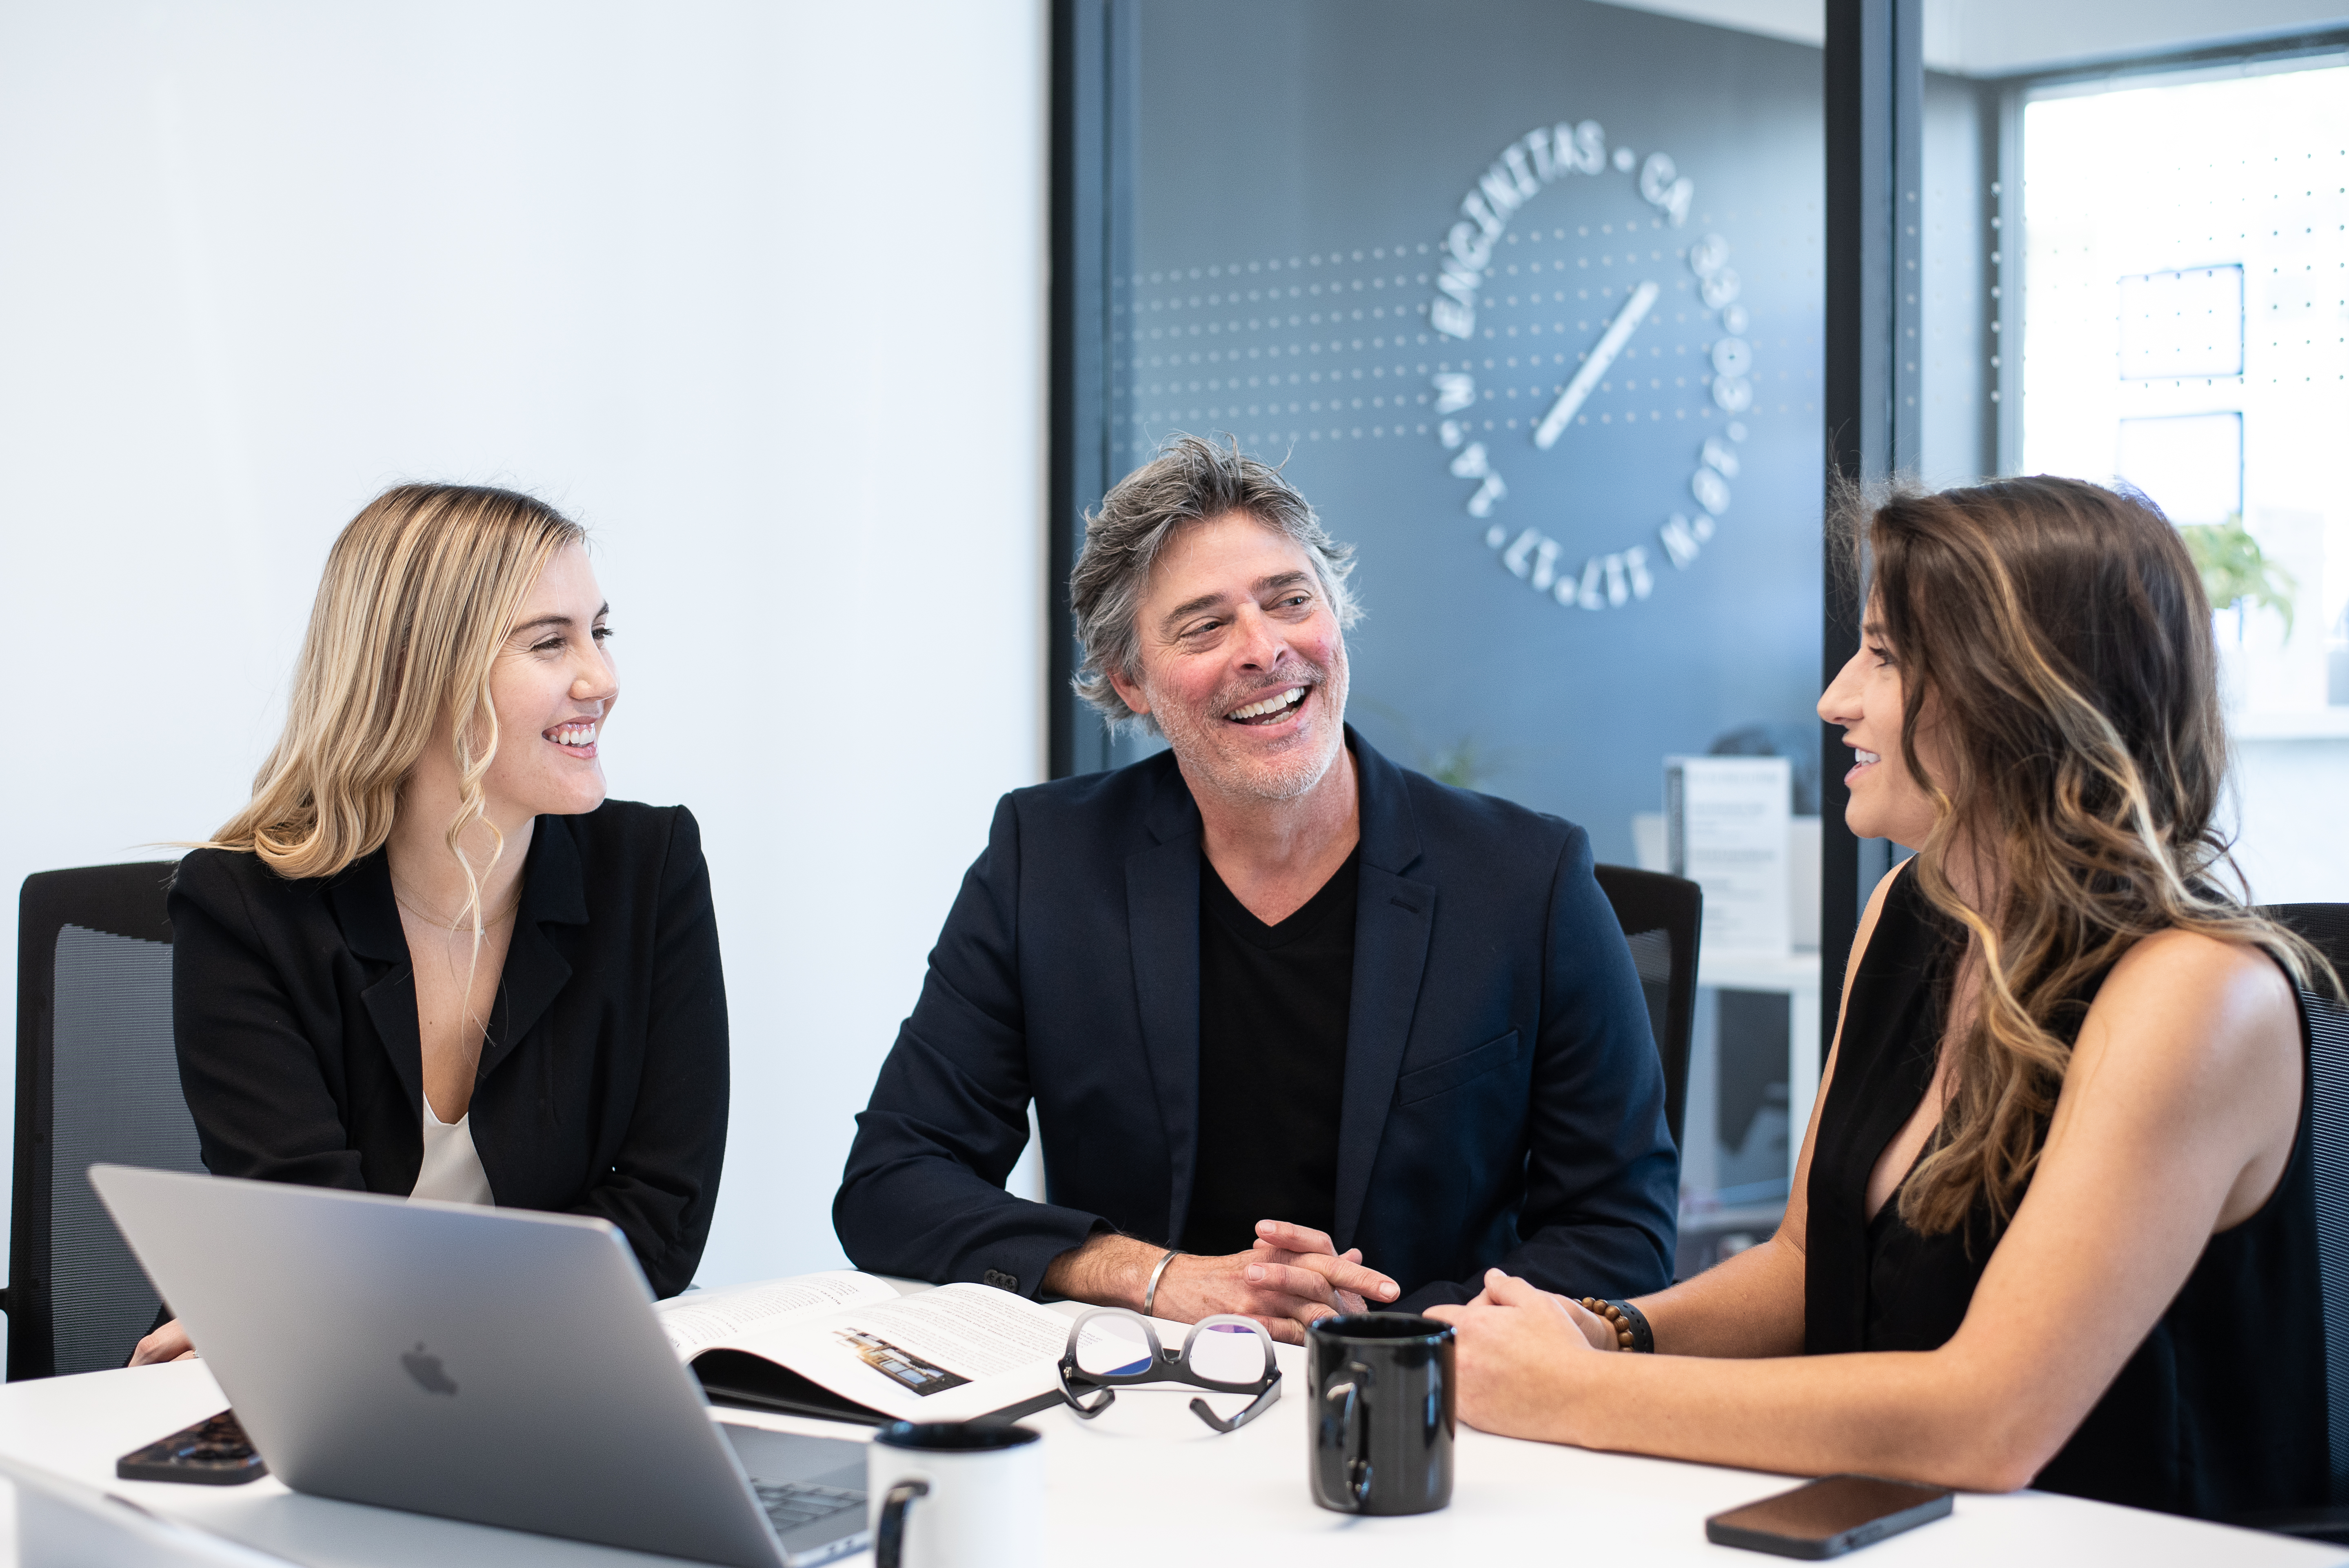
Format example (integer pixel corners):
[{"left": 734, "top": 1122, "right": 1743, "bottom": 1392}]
[{"left": 88, "top": 1164, "right": 870, "bottom": 1568}]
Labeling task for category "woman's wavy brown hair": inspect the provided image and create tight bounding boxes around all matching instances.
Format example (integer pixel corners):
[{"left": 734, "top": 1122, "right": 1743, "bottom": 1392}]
[
  {"left": 1843, "top": 474, "right": 2334, "bottom": 1236},
  {"left": 206, "top": 484, "right": 585, "bottom": 929}
]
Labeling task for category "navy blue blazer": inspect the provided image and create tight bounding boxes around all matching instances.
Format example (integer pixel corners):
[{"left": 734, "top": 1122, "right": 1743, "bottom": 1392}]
[{"left": 833, "top": 730, "right": 1678, "bottom": 1310}]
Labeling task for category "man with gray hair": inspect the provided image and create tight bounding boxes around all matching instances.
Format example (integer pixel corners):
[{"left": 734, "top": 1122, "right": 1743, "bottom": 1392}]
[{"left": 835, "top": 436, "right": 1676, "bottom": 1335}]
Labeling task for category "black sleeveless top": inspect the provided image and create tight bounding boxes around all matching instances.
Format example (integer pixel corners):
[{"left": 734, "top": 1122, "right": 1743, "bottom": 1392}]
[{"left": 1804, "top": 864, "right": 2328, "bottom": 1517}]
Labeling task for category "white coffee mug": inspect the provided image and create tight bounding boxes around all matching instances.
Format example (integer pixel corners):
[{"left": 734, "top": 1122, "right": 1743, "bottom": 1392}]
[{"left": 866, "top": 1421, "right": 1043, "bottom": 1568}]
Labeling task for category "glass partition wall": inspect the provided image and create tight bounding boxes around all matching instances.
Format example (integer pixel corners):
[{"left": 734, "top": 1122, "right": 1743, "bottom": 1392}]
[
  {"left": 1052, "top": 0, "right": 2349, "bottom": 1279},
  {"left": 1055, "top": 0, "right": 1831, "bottom": 1275}
]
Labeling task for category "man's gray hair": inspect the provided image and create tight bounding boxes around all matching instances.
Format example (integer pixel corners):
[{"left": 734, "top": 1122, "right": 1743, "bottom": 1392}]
[{"left": 1070, "top": 435, "right": 1361, "bottom": 729}]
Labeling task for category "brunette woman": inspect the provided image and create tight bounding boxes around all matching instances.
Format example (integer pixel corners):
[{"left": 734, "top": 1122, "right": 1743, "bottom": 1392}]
[
  {"left": 134, "top": 484, "right": 727, "bottom": 1364},
  {"left": 1429, "top": 476, "right": 2331, "bottom": 1519}
]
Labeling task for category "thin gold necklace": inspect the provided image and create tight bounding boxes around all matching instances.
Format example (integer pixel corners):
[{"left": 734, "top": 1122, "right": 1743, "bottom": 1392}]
[{"left": 391, "top": 883, "right": 523, "bottom": 935}]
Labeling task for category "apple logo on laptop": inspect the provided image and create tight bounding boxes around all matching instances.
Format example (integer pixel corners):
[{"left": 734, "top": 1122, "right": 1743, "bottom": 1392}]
[{"left": 402, "top": 1342, "right": 459, "bottom": 1397}]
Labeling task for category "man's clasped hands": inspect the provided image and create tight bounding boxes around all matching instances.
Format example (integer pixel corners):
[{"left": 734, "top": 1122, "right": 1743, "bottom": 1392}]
[{"left": 1044, "top": 1218, "right": 1400, "bottom": 1342}]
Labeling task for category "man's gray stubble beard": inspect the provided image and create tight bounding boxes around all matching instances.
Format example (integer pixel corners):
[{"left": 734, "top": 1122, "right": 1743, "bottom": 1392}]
[{"left": 1162, "top": 669, "right": 1348, "bottom": 806}]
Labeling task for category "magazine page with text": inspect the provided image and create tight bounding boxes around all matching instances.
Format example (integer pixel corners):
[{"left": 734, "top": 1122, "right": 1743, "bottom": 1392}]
[
  {"left": 653, "top": 1274, "right": 1086, "bottom": 1424},
  {"left": 654, "top": 1271, "right": 902, "bottom": 1359}
]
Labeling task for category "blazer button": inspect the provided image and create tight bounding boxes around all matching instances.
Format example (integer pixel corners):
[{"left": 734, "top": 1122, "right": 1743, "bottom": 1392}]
[{"left": 982, "top": 1269, "right": 1019, "bottom": 1293}]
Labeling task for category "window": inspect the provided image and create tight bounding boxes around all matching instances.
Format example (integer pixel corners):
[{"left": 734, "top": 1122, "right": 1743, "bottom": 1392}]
[{"left": 2018, "top": 60, "right": 2349, "bottom": 717}]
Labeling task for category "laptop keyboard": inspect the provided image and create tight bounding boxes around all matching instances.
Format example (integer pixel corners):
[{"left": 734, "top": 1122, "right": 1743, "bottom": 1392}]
[{"left": 753, "top": 1481, "right": 866, "bottom": 1534}]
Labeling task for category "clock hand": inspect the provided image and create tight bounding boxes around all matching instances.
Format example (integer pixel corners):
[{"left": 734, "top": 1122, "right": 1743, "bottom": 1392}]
[{"left": 1532, "top": 280, "right": 1660, "bottom": 450}]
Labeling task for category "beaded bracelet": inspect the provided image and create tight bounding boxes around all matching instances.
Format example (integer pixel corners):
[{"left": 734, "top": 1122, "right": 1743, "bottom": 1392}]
[{"left": 1578, "top": 1296, "right": 1655, "bottom": 1353}]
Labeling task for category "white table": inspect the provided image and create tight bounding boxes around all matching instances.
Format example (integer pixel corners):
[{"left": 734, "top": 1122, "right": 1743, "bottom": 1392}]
[{"left": 0, "top": 1322, "right": 2338, "bottom": 1568}]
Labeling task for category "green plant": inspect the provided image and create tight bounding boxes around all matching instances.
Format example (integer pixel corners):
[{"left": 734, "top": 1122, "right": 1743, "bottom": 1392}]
[
  {"left": 1421, "top": 737, "right": 1488, "bottom": 791},
  {"left": 1355, "top": 700, "right": 1496, "bottom": 790},
  {"left": 2180, "top": 513, "right": 2296, "bottom": 639}
]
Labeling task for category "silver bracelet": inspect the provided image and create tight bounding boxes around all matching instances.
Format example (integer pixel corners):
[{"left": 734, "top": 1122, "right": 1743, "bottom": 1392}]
[{"left": 1141, "top": 1248, "right": 1181, "bottom": 1318}]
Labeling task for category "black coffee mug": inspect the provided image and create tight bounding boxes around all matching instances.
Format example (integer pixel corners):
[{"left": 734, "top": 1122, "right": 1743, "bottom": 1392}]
[{"left": 1306, "top": 1313, "right": 1454, "bottom": 1515}]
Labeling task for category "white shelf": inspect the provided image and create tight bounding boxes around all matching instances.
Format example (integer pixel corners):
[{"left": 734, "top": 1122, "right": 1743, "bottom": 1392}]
[
  {"left": 1696, "top": 948, "right": 1821, "bottom": 993},
  {"left": 2229, "top": 708, "right": 2349, "bottom": 741}
]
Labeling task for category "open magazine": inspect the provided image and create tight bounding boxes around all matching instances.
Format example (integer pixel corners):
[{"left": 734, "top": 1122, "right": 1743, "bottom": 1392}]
[{"left": 653, "top": 1272, "right": 1084, "bottom": 1426}]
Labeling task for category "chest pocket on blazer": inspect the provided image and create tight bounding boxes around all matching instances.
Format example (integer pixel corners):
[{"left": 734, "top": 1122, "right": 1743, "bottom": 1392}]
[{"left": 1394, "top": 1029, "right": 1521, "bottom": 1107}]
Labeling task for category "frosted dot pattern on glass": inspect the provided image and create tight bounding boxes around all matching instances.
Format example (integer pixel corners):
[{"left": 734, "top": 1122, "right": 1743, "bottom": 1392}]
[
  {"left": 1111, "top": 222, "right": 1818, "bottom": 460},
  {"left": 2118, "top": 265, "right": 2243, "bottom": 380}
]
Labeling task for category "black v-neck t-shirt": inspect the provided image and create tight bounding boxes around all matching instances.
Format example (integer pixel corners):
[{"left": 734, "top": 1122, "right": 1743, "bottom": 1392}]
[{"left": 1179, "top": 848, "right": 1361, "bottom": 1255}]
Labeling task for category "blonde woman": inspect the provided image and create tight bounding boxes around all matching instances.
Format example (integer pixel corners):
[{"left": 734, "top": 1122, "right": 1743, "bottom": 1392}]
[
  {"left": 1428, "top": 477, "right": 2332, "bottom": 1520},
  {"left": 132, "top": 484, "right": 728, "bottom": 1365}
]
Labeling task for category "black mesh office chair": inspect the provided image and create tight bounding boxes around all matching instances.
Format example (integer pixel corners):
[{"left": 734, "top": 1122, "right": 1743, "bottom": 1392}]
[
  {"left": 2241, "top": 902, "right": 2349, "bottom": 1544},
  {"left": 6, "top": 861, "right": 204, "bottom": 1380},
  {"left": 1593, "top": 864, "right": 1701, "bottom": 1152}
]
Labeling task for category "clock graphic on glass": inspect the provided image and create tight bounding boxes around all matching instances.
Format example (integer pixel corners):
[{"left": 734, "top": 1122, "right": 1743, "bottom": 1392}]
[{"left": 1421, "top": 120, "right": 1753, "bottom": 612}]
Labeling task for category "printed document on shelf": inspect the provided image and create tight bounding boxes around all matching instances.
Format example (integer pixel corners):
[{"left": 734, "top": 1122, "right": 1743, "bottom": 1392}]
[{"left": 1667, "top": 754, "right": 1792, "bottom": 957}]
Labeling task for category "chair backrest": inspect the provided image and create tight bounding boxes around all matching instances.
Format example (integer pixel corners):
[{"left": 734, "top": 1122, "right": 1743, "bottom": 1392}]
[
  {"left": 2263, "top": 902, "right": 2349, "bottom": 1506},
  {"left": 1594, "top": 864, "right": 1701, "bottom": 1152},
  {"left": 8, "top": 861, "right": 202, "bottom": 1379}
]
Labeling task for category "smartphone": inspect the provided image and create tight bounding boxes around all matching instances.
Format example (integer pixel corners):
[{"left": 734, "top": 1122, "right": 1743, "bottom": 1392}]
[
  {"left": 1706, "top": 1474, "right": 1954, "bottom": 1558},
  {"left": 115, "top": 1409, "right": 268, "bottom": 1486}
]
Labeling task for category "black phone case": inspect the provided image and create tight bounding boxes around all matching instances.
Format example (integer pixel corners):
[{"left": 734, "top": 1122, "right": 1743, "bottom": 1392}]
[
  {"left": 1706, "top": 1481, "right": 1953, "bottom": 1558},
  {"left": 115, "top": 1409, "right": 269, "bottom": 1486}
]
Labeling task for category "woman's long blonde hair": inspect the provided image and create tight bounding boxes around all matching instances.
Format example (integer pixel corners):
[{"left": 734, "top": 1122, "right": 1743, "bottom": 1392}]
[
  {"left": 208, "top": 484, "right": 585, "bottom": 928},
  {"left": 1845, "top": 475, "right": 2334, "bottom": 1237}
]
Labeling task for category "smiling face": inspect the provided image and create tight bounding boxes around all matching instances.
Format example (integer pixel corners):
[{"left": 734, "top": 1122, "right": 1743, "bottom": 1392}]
[
  {"left": 1108, "top": 511, "right": 1350, "bottom": 804},
  {"left": 475, "top": 542, "right": 619, "bottom": 825},
  {"left": 1817, "top": 597, "right": 1941, "bottom": 847}
]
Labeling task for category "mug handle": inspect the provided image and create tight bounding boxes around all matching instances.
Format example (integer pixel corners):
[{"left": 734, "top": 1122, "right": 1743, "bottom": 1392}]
[
  {"left": 1324, "top": 1361, "right": 1375, "bottom": 1506},
  {"left": 875, "top": 1478, "right": 930, "bottom": 1568}
]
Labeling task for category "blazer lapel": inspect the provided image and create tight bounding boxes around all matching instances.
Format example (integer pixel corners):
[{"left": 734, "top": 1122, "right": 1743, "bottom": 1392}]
[
  {"left": 1332, "top": 732, "right": 1435, "bottom": 1249},
  {"left": 479, "top": 818, "right": 587, "bottom": 1083},
  {"left": 332, "top": 852, "right": 427, "bottom": 1117},
  {"left": 1127, "top": 762, "right": 1204, "bottom": 1245}
]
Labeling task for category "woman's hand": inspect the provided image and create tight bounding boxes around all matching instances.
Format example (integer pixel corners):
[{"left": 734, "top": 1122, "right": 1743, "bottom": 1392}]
[
  {"left": 1424, "top": 1270, "right": 1613, "bottom": 1441},
  {"left": 129, "top": 1318, "right": 198, "bottom": 1366}
]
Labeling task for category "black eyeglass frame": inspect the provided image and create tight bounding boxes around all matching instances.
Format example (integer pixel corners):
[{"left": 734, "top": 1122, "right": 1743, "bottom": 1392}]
[{"left": 1055, "top": 1308, "right": 1283, "bottom": 1434}]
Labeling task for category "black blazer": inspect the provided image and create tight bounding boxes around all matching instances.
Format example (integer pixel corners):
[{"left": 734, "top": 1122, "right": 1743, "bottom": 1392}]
[
  {"left": 169, "top": 800, "right": 729, "bottom": 1297},
  {"left": 834, "top": 730, "right": 1678, "bottom": 1310}
]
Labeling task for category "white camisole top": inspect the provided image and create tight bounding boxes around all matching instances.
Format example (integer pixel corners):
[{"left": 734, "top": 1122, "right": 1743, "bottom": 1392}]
[{"left": 411, "top": 1091, "right": 495, "bottom": 1206}]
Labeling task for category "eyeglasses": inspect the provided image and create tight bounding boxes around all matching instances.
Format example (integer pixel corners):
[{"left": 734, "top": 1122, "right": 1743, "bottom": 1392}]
[{"left": 1055, "top": 1308, "right": 1283, "bottom": 1434}]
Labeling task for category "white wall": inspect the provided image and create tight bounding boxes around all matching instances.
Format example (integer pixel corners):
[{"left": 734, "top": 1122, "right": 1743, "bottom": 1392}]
[
  {"left": 1924, "top": 0, "right": 2349, "bottom": 76},
  {"left": 1592, "top": 0, "right": 2349, "bottom": 74},
  {"left": 0, "top": 0, "right": 1047, "bottom": 1302},
  {"left": 2231, "top": 735, "right": 2349, "bottom": 907}
]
